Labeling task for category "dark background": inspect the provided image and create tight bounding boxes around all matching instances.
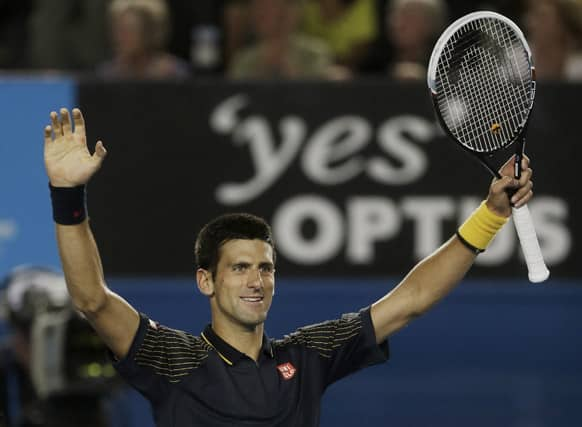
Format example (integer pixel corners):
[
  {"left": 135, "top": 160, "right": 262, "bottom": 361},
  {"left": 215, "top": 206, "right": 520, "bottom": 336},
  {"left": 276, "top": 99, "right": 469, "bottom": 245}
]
[{"left": 79, "top": 80, "right": 578, "bottom": 278}]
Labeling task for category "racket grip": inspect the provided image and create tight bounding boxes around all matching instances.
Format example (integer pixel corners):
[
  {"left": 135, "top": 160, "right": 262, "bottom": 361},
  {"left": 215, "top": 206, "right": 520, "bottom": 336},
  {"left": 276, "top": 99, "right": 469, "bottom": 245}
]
[{"left": 512, "top": 204, "right": 550, "bottom": 283}]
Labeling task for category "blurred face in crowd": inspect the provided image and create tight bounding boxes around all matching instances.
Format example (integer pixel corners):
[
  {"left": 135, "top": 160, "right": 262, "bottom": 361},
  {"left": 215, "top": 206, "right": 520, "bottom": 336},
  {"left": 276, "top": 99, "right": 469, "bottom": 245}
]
[
  {"left": 200, "top": 239, "right": 275, "bottom": 331},
  {"left": 388, "top": 0, "right": 435, "bottom": 53},
  {"left": 111, "top": 9, "right": 149, "bottom": 60},
  {"left": 524, "top": 0, "right": 582, "bottom": 79},
  {"left": 525, "top": 0, "right": 571, "bottom": 49},
  {"left": 251, "top": 0, "right": 297, "bottom": 39},
  {"left": 386, "top": 0, "right": 437, "bottom": 59}
]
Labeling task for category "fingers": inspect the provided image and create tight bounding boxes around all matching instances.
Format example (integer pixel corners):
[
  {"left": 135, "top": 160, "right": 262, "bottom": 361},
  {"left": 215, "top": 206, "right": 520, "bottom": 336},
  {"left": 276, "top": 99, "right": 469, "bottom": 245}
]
[
  {"left": 516, "top": 155, "right": 530, "bottom": 179},
  {"left": 72, "top": 108, "right": 85, "bottom": 135},
  {"left": 89, "top": 140, "right": 108, "bottom": 174},
  {"left": 43, "top": 125, "right": 53, "bottom": 145},
  {"left": 499, "top": 154, "right": 530, "bottom": 178},
  {"left": 50, "top": 111, "right": 62, "bottom": 137},
  {"left": 92, "top": 140, "right": 108, "bottom": 163},
  {"left": 60, "top": 108, "right": 72, "bottom": 135},
  {"left": 490, "top": 175, "right": 519, "bottom": 197},
  {"left": 511, "top": 167, "right": 533, "bottom": 208},
  {"left": 47, "top": 107, "right": 86, "bottom": 142},
  {"left": 490, "top": 167, "right": 533, "bottom": 209}
]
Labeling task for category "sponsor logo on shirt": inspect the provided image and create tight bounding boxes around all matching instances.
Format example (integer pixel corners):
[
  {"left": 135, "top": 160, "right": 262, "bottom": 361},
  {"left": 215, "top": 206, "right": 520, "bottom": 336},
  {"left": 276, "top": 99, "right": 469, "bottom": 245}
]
[{"left": 276, "top": 362, "right": 297, "bottom": 380}]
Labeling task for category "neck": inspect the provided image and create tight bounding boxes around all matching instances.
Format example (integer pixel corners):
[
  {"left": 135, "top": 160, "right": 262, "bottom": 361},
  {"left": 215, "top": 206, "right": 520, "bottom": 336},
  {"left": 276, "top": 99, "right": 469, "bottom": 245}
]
[
  {"left": 118, "top": 51, "right": 154, "bottom": 72},
  {"left": 320, "top": 0, "right": 344, "bottom": 20},
  {"left": 533, "top": 42, "right": 569, "bottom": 79},
  {"left": 395, "top": 44, "right": 425, "bottom": 63},
  {"left": 212, "top": 320, "right": 264, "bottom": 361}
]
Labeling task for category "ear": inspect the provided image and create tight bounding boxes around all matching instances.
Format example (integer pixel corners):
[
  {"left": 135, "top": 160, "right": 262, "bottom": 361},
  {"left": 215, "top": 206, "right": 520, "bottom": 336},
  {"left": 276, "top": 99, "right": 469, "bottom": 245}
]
[{"left": 196, "top": 268, "right": 215, "bottom": 297}]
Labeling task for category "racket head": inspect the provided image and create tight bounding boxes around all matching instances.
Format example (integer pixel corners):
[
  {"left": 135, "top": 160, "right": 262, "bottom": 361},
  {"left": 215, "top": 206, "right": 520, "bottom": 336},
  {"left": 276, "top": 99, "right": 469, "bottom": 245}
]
[{"left": 427, "top": 11, "right": 535, "bottom": 156}]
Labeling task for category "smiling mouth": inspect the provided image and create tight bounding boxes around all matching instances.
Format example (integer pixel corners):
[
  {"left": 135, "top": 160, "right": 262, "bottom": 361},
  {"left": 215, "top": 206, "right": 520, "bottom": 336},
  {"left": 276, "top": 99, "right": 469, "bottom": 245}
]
[{"left": 240, "top": 296, "right": 264, "bottom": 303}]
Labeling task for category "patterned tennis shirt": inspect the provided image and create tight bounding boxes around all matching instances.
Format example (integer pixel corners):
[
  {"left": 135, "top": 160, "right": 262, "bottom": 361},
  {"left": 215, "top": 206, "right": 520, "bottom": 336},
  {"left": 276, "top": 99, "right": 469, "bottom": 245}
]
[{"left": 114, "top": 307, "right": 389, "bottom": 426}]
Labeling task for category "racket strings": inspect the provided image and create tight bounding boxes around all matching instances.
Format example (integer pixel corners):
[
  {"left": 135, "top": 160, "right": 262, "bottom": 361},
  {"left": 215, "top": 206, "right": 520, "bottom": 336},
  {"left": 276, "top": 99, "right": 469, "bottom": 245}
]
[
  {"left": 478, "top": 19, "right": 530, "bottom": 142},
  {"left": 457, "top": 40, "right": 522, "bottom": 150},
  {"left": 455, "top": 43, "right": 515, "bottom": 150},
  {"left": 440, "top": 21, "right": 530, "bottom": 150},
  {"left": 435, "top": 17, "right": 533, "bottom": 152},
  {"left": 439, "top": 21, "right": 526, "bottom": 147},
  {"left": 443, "top": 24, "right": 526, "bottom": 149}
]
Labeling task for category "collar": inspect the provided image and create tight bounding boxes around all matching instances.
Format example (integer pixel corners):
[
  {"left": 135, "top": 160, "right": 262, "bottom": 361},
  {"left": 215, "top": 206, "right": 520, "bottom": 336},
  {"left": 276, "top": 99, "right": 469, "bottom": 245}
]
[{"left": 201, "top": 325, "right": 274, "bottom": 365}]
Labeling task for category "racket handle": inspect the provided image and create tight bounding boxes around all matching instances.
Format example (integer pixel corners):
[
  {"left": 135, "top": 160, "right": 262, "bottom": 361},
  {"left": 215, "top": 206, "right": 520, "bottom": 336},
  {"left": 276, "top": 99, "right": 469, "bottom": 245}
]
[{"left": 512, "top": 204, "right": 550, "bottom": 283}]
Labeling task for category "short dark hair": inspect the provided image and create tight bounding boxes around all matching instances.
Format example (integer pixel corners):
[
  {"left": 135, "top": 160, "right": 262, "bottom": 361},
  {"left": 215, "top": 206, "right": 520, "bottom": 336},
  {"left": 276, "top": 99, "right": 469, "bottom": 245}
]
[{"left": 195, "top": 213, "right": 276, "bottom": 277}]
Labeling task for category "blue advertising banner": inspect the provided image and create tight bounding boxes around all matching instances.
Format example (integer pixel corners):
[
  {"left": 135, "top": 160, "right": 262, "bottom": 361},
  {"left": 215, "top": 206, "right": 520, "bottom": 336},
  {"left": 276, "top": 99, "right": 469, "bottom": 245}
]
[{"left": 0, "top": 78, "right": 75, "bottom": 277}]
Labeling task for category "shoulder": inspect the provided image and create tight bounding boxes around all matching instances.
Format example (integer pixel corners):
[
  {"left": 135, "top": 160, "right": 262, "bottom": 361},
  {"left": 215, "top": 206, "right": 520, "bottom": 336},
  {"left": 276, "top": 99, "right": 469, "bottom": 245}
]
[
  {"left": 292, "top": 34, "right": 331, "bottom": 56},
  {"left": 132, "top": 319, "right": 214, "bottom": 382},
  {"left": 228, "top": 46, "right": 261, "bottom": 78},
  {"left": 565, "top": 53, "right": 582, "bottom": 81},
  {"left": 138, "top": 319, "right": 211, "bottom": 354},
  {"left": 273, "top": 311, "right": 364, "bottom": 358},
  {"left": 152, "top": 54, "right": 191, "bottom": 78}
]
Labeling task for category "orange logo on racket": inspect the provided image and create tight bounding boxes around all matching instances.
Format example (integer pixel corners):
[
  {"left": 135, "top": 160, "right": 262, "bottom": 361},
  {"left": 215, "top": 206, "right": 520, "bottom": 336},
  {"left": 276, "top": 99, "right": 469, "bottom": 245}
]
[{"left": 490, "top": 122, "right": 501, "bottom": 134}]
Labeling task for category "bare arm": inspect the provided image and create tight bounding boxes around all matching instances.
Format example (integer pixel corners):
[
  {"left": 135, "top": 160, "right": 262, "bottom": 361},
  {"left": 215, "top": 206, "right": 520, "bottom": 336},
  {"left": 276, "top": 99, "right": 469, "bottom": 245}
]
[
  {"left": 371, "top": 156, "right": 534, "bottom": 342},
  {"left": 45, "top": 108, "right": 139, "bottom": 359}
]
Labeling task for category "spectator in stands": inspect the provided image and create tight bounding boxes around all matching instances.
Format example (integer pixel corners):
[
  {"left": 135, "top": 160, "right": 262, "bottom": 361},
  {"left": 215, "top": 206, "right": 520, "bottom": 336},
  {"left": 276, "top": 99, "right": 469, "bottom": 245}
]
[
  {"left": 387, "top": 0, "right": 448, "bottom": 79},
  {"left": 28, "top": 0, "right": 109, "bottom": 71},
  {"left": 300, "top": 0, "right": 379, "bottom": 72},
  {"left": 223, "top": 0, "right": 253, "bottom": 71},
  {"left": 523, "top": 0, "right": 582, "bottom": 81},
  {"left": 361, "top": 0, "right": 448, "bottom": 79},
  {"left": 228, "top": 0, "right": 335, "bottom": 79},
  {"left": 97, "top": 0, "right": 190, "bottom": 79}
]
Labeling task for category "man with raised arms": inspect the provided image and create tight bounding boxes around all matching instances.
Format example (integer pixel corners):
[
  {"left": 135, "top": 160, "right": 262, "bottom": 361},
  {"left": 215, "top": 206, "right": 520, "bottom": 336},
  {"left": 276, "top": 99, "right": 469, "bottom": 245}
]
[{"left": 44, "top": 107, "right": 533, "bottom": 426}]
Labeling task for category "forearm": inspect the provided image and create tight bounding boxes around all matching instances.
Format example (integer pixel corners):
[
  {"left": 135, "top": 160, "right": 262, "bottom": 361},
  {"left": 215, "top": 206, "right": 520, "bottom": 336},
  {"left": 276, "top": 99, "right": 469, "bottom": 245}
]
[
  {"left": 372, "top": 201, "right": 509, "bottom": 341},
  {"left": 403, "top": 236, "right": 475, "bottom": 315},
  {"left": 371, "top": 236, "right": 475, "bottom": 339},
  {"left": 56, "top": 219, "right": 108, "bottom": 313}
]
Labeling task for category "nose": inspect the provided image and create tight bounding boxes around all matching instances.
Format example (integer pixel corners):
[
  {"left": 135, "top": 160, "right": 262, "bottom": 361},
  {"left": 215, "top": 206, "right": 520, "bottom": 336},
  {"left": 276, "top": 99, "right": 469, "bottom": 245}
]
[{"left": 247, "top": 267, "right": 263, "bottom": 289}]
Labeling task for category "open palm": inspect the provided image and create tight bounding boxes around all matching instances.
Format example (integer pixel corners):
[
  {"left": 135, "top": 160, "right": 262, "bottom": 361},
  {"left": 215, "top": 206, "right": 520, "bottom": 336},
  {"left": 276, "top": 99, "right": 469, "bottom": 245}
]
[{"left": 44, "top": 108, "right": 107, "bottom": 187}]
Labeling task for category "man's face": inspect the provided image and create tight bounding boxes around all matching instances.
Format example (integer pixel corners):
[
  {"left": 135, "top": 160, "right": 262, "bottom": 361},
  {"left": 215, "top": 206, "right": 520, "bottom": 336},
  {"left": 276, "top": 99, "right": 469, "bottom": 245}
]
[
  {"left": 208, "top": 239, "right": 275, "bottom": 331},
  {"left": 112, "top": 10, "right": 148, "bottom": 59},
  {"left": 251, "top": 0, "right": 294, "bottom": 39},
  {"left": 388, "top": 2, "right": 433, "bottom": 51}
]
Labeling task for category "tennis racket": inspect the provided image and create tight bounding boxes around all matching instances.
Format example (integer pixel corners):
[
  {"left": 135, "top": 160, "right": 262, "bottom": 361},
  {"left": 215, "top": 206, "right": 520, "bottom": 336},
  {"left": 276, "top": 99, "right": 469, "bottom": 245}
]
[{"left": 427, "top": 11, "right": 549, "bottom": 283}]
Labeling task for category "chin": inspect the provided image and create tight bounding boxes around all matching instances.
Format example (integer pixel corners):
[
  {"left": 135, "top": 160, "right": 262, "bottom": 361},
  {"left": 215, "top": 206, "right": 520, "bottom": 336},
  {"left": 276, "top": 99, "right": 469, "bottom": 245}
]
[{"left": 240, "top": 313, "right": 268, "bottom": 329}]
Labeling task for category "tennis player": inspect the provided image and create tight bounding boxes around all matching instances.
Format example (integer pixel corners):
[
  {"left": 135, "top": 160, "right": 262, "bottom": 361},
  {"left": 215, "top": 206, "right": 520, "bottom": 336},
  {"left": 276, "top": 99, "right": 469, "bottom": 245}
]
[{"left": 44, "top": 107, "right": 533, "bottom": 426}]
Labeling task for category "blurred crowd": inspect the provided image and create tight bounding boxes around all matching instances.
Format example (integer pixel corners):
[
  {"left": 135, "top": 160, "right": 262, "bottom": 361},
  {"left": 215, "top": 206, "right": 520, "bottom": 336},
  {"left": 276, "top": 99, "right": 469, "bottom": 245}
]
[{"left": 1, "top": 0, "right": 582, "bottom": 81}]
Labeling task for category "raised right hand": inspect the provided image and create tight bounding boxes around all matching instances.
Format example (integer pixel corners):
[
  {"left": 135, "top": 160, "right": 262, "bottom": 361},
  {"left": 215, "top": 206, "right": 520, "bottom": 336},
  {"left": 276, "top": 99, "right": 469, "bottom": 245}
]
[{"left": 44, "top": 108, "right": 107, "bottom": 187}]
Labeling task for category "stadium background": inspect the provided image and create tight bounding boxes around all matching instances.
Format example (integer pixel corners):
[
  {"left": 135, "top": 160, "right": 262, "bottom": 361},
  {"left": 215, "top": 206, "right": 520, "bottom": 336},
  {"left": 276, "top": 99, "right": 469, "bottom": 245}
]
[{"left": 0, "top": 77, "right": 580, "bottom": 426}]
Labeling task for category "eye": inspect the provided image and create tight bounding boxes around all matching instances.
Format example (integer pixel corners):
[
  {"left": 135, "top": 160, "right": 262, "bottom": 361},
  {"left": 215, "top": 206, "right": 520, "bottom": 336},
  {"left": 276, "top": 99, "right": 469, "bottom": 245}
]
[
  {"left": 259, "top": 264, "right": 275, "bottom": 274},
  {"left": 232, "top": 263, "right": 248, "bottom": 272}
]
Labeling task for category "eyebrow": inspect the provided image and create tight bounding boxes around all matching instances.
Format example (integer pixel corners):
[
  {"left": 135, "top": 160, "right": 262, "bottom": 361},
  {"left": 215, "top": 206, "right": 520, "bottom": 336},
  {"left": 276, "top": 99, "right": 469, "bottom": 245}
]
[
  {"left": 231, "top": 261, "right": 251, "bottom": 267},
  {"left": 230, "top": 261, "right": 274, "bottom": 268}
]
